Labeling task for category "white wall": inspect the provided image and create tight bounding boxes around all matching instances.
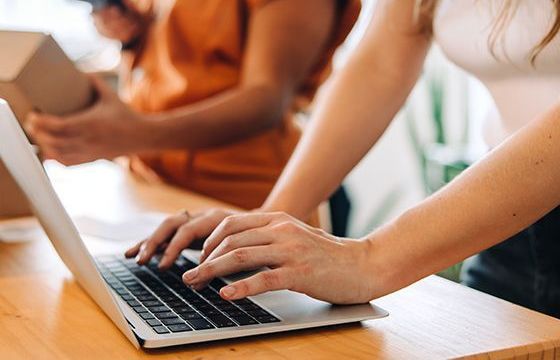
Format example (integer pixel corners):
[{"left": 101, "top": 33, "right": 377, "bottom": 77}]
[{"left": 334, "top": 0, "right": 493, "bottom": 237}]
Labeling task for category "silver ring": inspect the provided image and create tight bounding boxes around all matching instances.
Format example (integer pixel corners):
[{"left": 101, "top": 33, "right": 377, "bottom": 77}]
[{"left": 178, "top": 208, "right": 191, "bottom": 221}]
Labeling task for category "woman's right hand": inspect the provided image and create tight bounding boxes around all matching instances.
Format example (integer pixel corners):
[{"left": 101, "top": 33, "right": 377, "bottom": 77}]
[
  {"left": 125, "top": 209, "right": 240, "bottom": 270},
  {"left": 92, "top": 0, "right": 150, "bottom": 45}
]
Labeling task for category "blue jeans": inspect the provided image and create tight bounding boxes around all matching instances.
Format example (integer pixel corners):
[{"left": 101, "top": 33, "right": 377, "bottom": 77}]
[{"left": 461, "top": 206, "right": 560, "bottom": 318}]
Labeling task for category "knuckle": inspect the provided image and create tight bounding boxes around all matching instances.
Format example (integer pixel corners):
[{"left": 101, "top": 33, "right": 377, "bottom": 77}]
[
  {"left": 261, "top": 271, "right": 280, "bottom": 289},
  {"left": 232, "top": 249, "right": 249, "bottom": 264},
  {"left": 161, "top": 217, "right": 176, "bottom": 227},
  {"left": 209, "top": 208, "right": 226, "bottom": 218},
  {"left": 200, "top": 262, "right": 214, "bottom": 277},
  {"left": 221, "top": 236, "right": 235, "bottom": 251},
  {"left": 220, "top": 216, "right": 236, "bottom": 231},
  {"left": 273, "top": 221, "right": 297, "bottom": 233}
]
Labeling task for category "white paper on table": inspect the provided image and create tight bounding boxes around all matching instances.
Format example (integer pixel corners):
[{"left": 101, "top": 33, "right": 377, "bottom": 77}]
[
  {"left": 72, "top": 213, "right": 167, "bottom": 242},
  {"left": 0, "top": 217, "right": 45, "bottom": 243},
  {"left": 0, "top": 213, "right": 167, "bottom": 243}
]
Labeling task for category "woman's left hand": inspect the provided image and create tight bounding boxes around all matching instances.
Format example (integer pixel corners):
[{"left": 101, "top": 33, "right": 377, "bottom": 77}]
[
  {"left": 26, "top": 76, "right": 153, "bottom": 166},
  {"left": 183, "top": 212, "right": 376, "bottom": 305}
]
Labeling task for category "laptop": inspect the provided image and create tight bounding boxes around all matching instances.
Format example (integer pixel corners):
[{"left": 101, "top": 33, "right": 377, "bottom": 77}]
[{"left": 0, "top": 99, "right": 388, "bottom": 349}]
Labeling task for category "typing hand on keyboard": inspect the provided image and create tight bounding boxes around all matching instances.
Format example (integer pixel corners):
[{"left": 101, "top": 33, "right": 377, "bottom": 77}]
[
  {"left": 97, "top": 254, "right": 279, "bottom": 334},
  {"left": 124, "top": 208, "right": 239, "bottom": 270}
]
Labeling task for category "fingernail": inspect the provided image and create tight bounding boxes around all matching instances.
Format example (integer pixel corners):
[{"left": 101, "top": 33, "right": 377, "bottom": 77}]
[
  {"left": 221, "top": 286, "right": 236, "bottom": 298},
  {"left": 183, "top": 268, "right": 198, "bottom": 282},
  {"left": 135, "top": 253, "right": 142, "bottom": 263},
  {"left": 137, "top": 250, "right": 147, "bottom": 263}
]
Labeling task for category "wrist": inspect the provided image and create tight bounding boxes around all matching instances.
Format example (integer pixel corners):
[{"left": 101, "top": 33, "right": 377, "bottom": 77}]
[
  {"left": 359, "top": 226, "right": 398, "bottom": 300},
  {"left": 132, "top": 113, "right": 164, "bottom": 153}
]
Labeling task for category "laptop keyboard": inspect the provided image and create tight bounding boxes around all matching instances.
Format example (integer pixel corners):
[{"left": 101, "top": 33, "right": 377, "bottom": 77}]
[{"left": 95, "top": 255, "right": 280, "bottom": 334}]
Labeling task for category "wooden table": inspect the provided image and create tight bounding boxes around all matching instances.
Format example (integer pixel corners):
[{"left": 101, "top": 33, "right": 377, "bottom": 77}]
[{"left": 1, "top": 161, "right": 560, "bottom": 359}]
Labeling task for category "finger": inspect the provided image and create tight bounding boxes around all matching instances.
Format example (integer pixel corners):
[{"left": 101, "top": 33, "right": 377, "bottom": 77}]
[
  {"left": 26, "top": 112, "right": 76, "bottom": 137},
  {"left": 136, "top": 213, "right": 190, "bottom": 264},
  {"left": 33, "top": 129, "right": 81, "bottom": 152},
  {"left": 219, "top": 269, "right": 292, "bottom": 300},
  {"left": 183, "top": 246, "right": 282, "bottom": 288},
  {"left": 125, "top": 240, "right": 144, "bottom": 258},
  {"left": 203, "top": 228, "right": 274, "bottom": 264},
  {"left": 158, "top": 214, "right": 224, "bottom": 269},
  {"left": 201, "top": 212, "right": 281, "bottom": 262}
]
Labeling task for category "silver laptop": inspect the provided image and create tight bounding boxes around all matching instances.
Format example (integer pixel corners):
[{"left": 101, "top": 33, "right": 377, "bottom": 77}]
[{"left": 0, "top": 99, "right": 388, "bottom": 349}]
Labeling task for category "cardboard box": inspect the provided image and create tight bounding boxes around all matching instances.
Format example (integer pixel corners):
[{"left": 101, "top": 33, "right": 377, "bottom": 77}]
[
  {"left": 0, "top": 30, "right": 93, "bottom": 122},
  {"left": 0, "top": 30, "right": 93, "bottom": 218}
]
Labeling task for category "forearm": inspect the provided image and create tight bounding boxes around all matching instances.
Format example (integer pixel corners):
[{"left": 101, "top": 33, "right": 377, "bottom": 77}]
[
  {"left": 262, "top": 47, "right": 428, "bottom": 219},
  {"left": 145, "top": 83, "right": 285, "bottom": 149},
  {"left": 367, "top": 104, "right": 560, "bottom": 298}
]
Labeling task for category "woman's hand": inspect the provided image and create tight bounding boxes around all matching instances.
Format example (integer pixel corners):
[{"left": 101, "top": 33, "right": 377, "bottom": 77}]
[
  {"left": 184, "top": 212, "right": 376, "bottom": 305},
  {"left": 125, "top": 209, "right": 240, "bottom": 269},
  {"left": 26, "top": 76, "right": 153, "bottom": 166},
  {"left": 92, "top": 0, "right": 151, "bottom": 45}
]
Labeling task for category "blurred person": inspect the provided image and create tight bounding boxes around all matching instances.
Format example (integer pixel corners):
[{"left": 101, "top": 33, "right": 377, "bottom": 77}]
[{"left": 28, "top": 0, "right": 360, "bottom": 209}]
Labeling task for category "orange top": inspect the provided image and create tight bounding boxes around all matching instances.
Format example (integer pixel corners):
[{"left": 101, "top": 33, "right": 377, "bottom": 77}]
[{"left": 124, "top": 0, "right": 360, "bottom": 209}]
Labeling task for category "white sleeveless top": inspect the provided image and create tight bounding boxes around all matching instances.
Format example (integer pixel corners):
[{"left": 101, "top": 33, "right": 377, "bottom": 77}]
[{"left": 433, "top": 0, "right": 560, "bottom": 148}]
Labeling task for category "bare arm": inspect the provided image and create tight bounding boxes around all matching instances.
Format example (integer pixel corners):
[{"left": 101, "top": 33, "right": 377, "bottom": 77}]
[
  {"left": 177, "top": 99, "right": 560, "bottom": 304},
  {"left": 27, "top": 0, "right": 337, "bottom": 164},
  {"left": 146, "top": 0, "right": 337, "bottom": 149},
  {"left": 261, "top": 0, "right": 431, "bottom": 219},
  {"left": 367, "top": 102, "right": 560, "bottom": 298}
]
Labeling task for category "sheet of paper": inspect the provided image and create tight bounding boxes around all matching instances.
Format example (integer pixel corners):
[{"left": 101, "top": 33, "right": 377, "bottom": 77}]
[
  {"left": 0, "top": 213, "right": 167, "bottom": 243},
  {"left": 73, "top": 213, "right": 167, "bottom": 242},
  {"left": 0, "top": 217, "right": 45, "bottom": 243}
]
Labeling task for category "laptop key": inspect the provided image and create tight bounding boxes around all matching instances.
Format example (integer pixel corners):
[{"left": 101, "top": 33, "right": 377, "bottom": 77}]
[
  {"left": 232, "top": 315, "right": 258, "bottom": 326},
  {"left": 187, "top": 318, "right": 215, "bottom": 330},
  {"left": 152, "top": 326, "right": 170, "bottom": 334},
  {"left": 126, "top": 300, "right": 141, "bottom": 307},
  {"left": 202, "top": 309, "right": 222, "bottom": 317},
  {"left": 255, "top": 315, "right": 280, "bottom": 323},
  {"left": 224, "top": 310, "right": 245, "bottom": 317},
  {"left": 180, "top": 312, "right": 203, "bottom": 321},
  {"left": 207, "top": 314, "right": 237, "bottom": 328},
  {"left": 173, "top": 306, "right": 195, "bottom": 314},
  {"left": 143, "top": 300, "right": 163, "bottom": 307},
  {"left": 148, "top": 306, "right": 170, "bottom": 313},
  {"left": 161, "top": 318, "right": 186, "bottom": 325},
  {"left": 132, "top": 306, "right": 148, "bottom": 313},
  {"left": 168, "top": 324, "right": 192, "bottom": 333},
  {"left": 136, "top": 294, "right": 156, "bottom": 301},
  {"left": 140, "top": 312, "right": 155, "bottom": 320},
  {"left": 210, "top": 279, "right": 227, "bottom": 290},
  {"left": 147, "top": 319, "right": 162, "bottom": 327},
  {"left": 154, "top": 312, "right": 178, "bottom": 319}
]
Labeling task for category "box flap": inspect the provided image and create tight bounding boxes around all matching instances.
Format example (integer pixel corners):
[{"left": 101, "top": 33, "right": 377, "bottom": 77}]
[{"left": 0, "top": 30, "right": 45, "bottom": 82}]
